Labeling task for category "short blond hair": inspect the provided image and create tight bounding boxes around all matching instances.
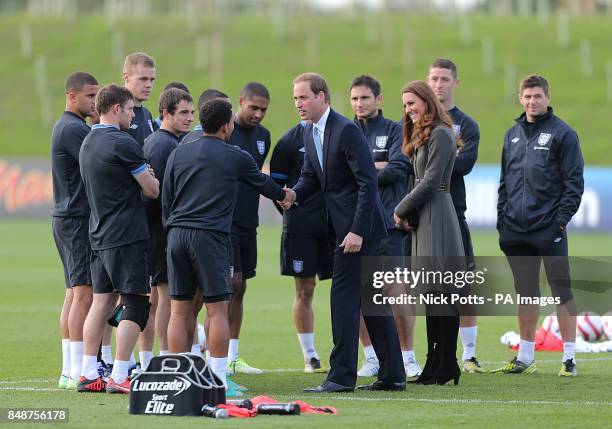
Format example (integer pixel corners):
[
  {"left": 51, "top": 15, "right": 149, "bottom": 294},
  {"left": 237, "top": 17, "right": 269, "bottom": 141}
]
[
  {"left": 123, "top": 52, "right": 155, "bottom": 74},
  {"left": 293, "top": 72, "right": 330, "bottom": 102}
]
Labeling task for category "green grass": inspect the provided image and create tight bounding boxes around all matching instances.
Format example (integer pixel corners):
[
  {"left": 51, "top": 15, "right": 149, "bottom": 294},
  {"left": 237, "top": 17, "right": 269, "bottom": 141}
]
[
  {"left": 1, "top": 220, "right": 612, "bottom": 428},
  {"left": 1, "top": 13, "right": 612, "bottom": 164}
]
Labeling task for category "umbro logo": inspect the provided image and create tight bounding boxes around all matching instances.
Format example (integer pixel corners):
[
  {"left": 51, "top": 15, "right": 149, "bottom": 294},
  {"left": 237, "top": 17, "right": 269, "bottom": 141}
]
[
  {"left": 130, "top": 124, "right": 139, "bottom": 130},
  {"left": 511, "top": 137, "right": 519, "bottom": 143}
]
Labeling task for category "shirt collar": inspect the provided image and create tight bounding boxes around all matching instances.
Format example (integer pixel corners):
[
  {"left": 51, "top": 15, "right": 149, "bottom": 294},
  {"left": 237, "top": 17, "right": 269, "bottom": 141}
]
[
  {"left": 92, "top": 123, "right": 119, "bottom": 130},
  {"left": 313, "top": 106, "right": 331, "bottom": 135}
]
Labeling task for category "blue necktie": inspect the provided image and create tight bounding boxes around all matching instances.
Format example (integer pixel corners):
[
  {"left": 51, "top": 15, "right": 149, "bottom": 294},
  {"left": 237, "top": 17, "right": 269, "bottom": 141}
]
[{"left": 313, "top": 126, "right": 323, "bottom": 169}]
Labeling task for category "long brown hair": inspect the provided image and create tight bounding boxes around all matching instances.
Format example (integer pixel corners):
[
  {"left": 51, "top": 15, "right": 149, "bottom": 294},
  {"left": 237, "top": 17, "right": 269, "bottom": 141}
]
[{"left": 401, "top": 80, "right": 462, "bottom": 157}]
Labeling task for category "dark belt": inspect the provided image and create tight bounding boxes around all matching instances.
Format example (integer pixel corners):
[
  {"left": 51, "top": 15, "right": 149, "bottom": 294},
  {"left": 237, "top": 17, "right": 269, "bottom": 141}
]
[{"left": 414, "top": 178, "right": 450, "bottom": 193}]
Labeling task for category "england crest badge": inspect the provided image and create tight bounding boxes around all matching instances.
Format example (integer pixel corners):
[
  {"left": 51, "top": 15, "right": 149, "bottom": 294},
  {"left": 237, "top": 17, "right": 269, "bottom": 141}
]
[
  {"left": 538, "top": 133, "right": 552, "bottom": 146},
  {"left": 257, "top": 140, "right": 266, "bottom": 155},
  {"left": 452, "top": 124, "right": 461, "bottom": 137},
  {"left": 293, "top": 260, "right": 303, "bottom": 273},
  {"left": 375, "top": 136, "right": 388, "bottom": 149}
]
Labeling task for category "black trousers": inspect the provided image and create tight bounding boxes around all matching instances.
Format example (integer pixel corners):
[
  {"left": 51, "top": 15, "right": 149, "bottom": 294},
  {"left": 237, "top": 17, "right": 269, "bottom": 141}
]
[{"left": 326, "top": 238, "right": 405, "bottom": 387}]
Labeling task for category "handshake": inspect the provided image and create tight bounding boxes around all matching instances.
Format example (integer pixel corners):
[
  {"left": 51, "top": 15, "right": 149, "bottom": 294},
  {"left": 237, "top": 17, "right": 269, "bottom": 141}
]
[{"left": 277, "top": 187, "right": 296, "bottom": 210}]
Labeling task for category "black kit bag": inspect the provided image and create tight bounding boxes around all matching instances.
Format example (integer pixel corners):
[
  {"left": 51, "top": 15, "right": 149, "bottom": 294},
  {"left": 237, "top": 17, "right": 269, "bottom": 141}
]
[{"left": 129, "top": 353, "right": 226, "bottom": 416}]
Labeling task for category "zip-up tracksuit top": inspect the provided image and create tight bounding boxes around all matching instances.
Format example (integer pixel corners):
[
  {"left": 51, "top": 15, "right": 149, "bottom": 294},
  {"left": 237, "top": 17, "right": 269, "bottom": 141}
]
[
  {"left": 497, "top": 107, "right": 584, "bottom": 232},
  {"left": 354, "top": 111, "right": 412, "bottom": 225}
]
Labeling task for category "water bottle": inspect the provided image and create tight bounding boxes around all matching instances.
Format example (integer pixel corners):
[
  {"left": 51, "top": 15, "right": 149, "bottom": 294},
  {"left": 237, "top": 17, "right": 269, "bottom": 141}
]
[
  {"left": 201, "top": 404, "right": 229, "bottom": 419},
  {"left": 256, "top": 403, "right": 301, "bottom": 415}
]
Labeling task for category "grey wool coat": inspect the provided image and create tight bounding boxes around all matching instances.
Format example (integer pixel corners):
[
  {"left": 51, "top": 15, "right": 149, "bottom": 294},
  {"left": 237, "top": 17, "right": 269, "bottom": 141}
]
[{"left": 395, "top": 125, "right": 465, "bottom": 260}]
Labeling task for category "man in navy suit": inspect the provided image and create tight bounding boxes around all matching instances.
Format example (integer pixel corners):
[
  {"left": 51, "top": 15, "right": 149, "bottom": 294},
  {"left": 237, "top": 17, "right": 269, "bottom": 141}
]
[{"left": 281, "top": 73, "right": 405, "bottom": 392}]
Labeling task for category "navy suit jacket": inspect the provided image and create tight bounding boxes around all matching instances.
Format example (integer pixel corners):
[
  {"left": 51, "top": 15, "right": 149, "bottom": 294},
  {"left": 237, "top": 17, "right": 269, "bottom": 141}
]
[{"left": 293, "top": 109, "right": 391, "bottom": 242}]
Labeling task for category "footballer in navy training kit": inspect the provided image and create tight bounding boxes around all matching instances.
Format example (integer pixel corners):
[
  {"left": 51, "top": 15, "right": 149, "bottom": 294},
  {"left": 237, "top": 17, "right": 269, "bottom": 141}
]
[
  {"left": 78, "top": 84, "right": 159, "bottom": 395},
  {"left": 162, "top": 99, "right": 293, "bottom": 392},
  {"left": 427, "top": 58, "right": 483, "bottom": 374},
  {"left": 227, "top": 82, "right": 272, "bottom": 374},
  {"left": 493, "top": 75, "right": 584, "bottom": 378},
  {"left": 143, "top": 88, "right": 195, "bottom": 358},
  {"left": 181, "top": 88, "right": 232, "bottom": 145},
  {"left": 270, "top": 121, "right": 334, "bottom": 374},
  {"left": 349, "top": 75, "right": 422, "bottom": 379},
  {"left": 51, "top": 71, "right": 99, "bottom": 391},
  {"left": 123, "top": 52, "right": 158, "bottom": 146},
  {"left": 122, "top": 51, "right": 158, "bottom": 372},
  {"left": 152, "top": 81, "right": 191, "bottom": 129}
]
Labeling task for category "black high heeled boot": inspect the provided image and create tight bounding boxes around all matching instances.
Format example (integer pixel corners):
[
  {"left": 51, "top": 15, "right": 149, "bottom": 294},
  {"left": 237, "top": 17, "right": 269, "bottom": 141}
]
[
  {"left": 409, "top": 314, "right": 439, "bottom": 384},
  {"left": 431, "top": 314, "right": 461, "bottom": 386}
]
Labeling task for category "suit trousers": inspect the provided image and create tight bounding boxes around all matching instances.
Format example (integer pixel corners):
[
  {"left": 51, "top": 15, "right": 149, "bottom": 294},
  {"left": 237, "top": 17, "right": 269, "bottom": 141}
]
[{"left": 326, "top": 237, "right": 405, "bottom": 387}]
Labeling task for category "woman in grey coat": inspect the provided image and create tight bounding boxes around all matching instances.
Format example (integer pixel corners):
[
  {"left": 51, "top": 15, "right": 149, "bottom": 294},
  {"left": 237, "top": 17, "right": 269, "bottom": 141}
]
[{"left": 394, "top": 80, "right": 464, "bottom": 386}]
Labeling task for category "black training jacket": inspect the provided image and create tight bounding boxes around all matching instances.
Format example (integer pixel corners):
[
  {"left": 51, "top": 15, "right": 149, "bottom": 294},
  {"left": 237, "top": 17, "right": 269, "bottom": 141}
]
[{"left": 497, "top": 107, "right": 584, "bottom": 232}]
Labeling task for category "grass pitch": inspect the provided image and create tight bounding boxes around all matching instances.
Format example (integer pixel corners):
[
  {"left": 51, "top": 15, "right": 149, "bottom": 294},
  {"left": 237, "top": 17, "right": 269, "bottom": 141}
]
[{"left": 1, "top": 219, "right": 611, "bottom": 428}]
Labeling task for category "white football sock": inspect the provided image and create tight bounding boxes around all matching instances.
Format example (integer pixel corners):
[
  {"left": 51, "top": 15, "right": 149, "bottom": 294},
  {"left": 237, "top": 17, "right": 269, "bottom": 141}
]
[
  {"left": 61, "top": 339, "right": 71, "bottom": 376},
  {"left": 129, "top": 352, "right": 137, "bottom": 367},
  {"left": 210, "top": 357, "right": 228, "bottom": 387},
  {"left": 297, "top": 333, "right": 318, "bottom": 361},
  {"left": 82, "top": 355, "right": 99, "bottom": 380},
  {"left": 562, "top": 342, "right": 576, "bottom": 362},
  {"left": 69, "top": 341, "right": 83, "bottom": 380},
  {"left": 159, "top": 350, "right": 169, "bottom": 356},
  {"left": 205, "top": 350, "right": 211, "bottom": 362},
  {"left": 139, "top": 351, "right": 153, "bottom": 371},
  {"left": 101, "top": 345, "right": 113, "bottom": 364},
  {"left": 228, "top": 339, "right": 239, "bottom": 362},
  {"left": 198, "top": 326, "right": 207, "bottom": 349},
  {"left": 110, "top": 360, "right": 129, "bottom": 384},
  {"left": 460, "top": 326, "right": 478, "bottom": 361},
  {"left": 362, "top": 345, "right": 378, "bottom": 362},
  {"left": 517, "top": 340, "right": 535, "bottom": 364},
  {"left": 191, "top": 344, "right": 202, "bottom": 356},
  {"left": 402, "top": 350, "right": 416, "bottom": 364}
]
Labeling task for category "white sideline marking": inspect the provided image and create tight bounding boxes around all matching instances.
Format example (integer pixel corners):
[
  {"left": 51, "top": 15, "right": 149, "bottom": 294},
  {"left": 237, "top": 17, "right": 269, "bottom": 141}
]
[
  {"left": 0, "top": 387, "right": 60, "bottom": 392},
  {"left": 0, "top": 379, "right": 55, "bottom": 385},
  {"left": 265, "top": 356, "right": 612, "bottom": 372},
  {"left": 2, "top": 387, "right": 611, "bottom": 407},
  {"left": 279, "top": 395, "right": 612, "bottom": 407}
]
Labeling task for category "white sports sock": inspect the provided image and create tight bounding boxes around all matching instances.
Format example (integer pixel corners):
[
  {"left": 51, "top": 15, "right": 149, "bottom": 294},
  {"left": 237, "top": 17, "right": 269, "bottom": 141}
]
[
  {"left": 61, "top": 339, "right": 71, "bottom": 376},
  {"left": 191, "top": 344, "right": 202, "bottom": 356},
  {"left": 159, "top": 350, "right": 169, "bottom": 356},
  {"left": 228, "top": 339, "right": 239, "bottom": 362},
  {"left": 129, "top": 352, "right": 137, "bottom": 367},
  {"left": 562, "top": 342, "right": 576, "bottom": 362},
  {"left": 460, "top": 326, "right": 478, "bottom": 361},
  {"left": 198, "top": 326, "right": 207, "bottom": 349},
  {"left": 82, "top": 355, "right": 99, "bottom": 380},
  {"left": 101, "top": 345, "right": 113, "bottom": 364},
  {"left": 517, "top": 340, "right": 535, "bottom": 364},
  {"left": 402, "top": 350, "right": 416, "bottom": 364},
  {"left": 205, "top": 350, "right": 211, "bottom": 362},
  {"left": 139, "top": 351, "right": 153, "bottom": 371},
  {"left": 110, "top": 360, "right": 129, "bottom": 384},
  {"left": 210, "top": 357, "right": 228, "bottom": 387},
  {"left": 362, "top": 345, "right": 378, "bottom": 362},
  {"left": 69, "top": 341, "right": 83, "bottom": 380},
  {"left": 297, "top": 333, "right": 318, "bottom": 361}
]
